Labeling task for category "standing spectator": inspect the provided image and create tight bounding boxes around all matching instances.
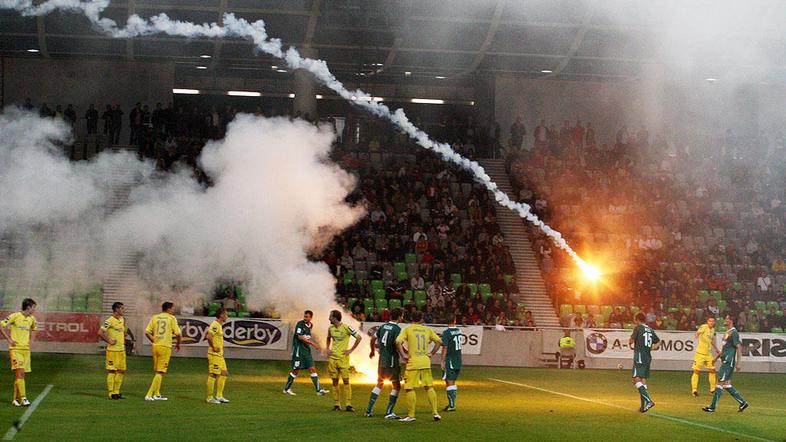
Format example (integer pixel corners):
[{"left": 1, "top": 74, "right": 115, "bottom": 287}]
[
  {"left": 151, "top": 102, "right": 165, "bottom": 140},
  {"left": 111, "top": 104, "right": 123, "bottom": 144},
  {"left": 533, "top": 119, "right": 548, "bottom": 150},
  {"left": 22, "top": 97, "right": 34, "bottom": 110},
  {"left": 129, "top": 102, "right": 142, "bottom": 144},
  {"left": 510, "top": 116, "right": 526, "bottom": 150},
  {"left": 102, "top": 105, "right": 113, "bottom": 137},
  {"left": 85, "top": 104, "right": 99, "bottom": 135},
  {"left": 64, "top": 104, "right": 77, "bottom": 128}
]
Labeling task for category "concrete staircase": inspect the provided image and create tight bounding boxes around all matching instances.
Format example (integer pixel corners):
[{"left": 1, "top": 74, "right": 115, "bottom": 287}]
[
  {"left": 101, "top": 145, "right": 142, "bottom": 314},
  {"left": 480, "top": 159, "right": 560, "bottom": 328}
]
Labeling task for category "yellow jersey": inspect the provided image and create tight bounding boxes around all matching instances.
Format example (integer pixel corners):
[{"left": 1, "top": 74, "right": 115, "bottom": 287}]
[
  {"left": 695, "top": 324, "right": 715, "bottom": 356},
  {"left": 1, "top": 312, "right": 37, "bottom": 350},
  {"left": 101, "top": 315, "right": 126, "bottom": 352},
  {"left": 207, "top": 320, "right": 223, "bottom": 356},
  {"left": 395, "top": 324, "right": 440, "bottom": 370},
  {"left": 145, "top": 312, "right": 181, "bottom": 348},
  {"left": 328, "top": 323, "right": 358, "bottom": 360}
]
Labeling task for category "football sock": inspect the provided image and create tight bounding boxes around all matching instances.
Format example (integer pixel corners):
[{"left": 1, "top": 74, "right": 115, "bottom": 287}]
[
  {"left": 155, "top": 374, "right": 163, "bottom": 396},
  {"left": 284, "top": 372, "right": 296, "bottom": 391},
  {"left": 405, "top": 389, "right": 416, "bottom": 417},
  {"left": 15, "top": 379, "right": 26, "bottom": 399},
  {"left": 385, "top": 389, "right": 399, "bottom": 415},
  {"left": 342, "top": 382, "right": 352, "bottom": 406},
  {"left": 113, "top": 372, "right": 124, "bottom": 395},
  {"left": 206, "top": 376, "right": 216, "bottom": 400},
  {"left": 707, "top": 372, "right": 717, "bottom": 392},
  {"left": 107, "top": 372, "right": 116, "bottom": 397},
  {"left": 13, "top": 380, "right": 18, "bottom": 401},
  {"left": 427, "top": 388, "right": 438, "bottom": 415},
  {"left": 446, "top": 385, "right": 457, "bottom": 408},
  {"left": 310, "top": 373, "right": 321, "bottom": 392},
  {"left": 709, "top": 385, "right": 723, "bottom": 409},
  {"left": 147, "top": 373, "right": 162, "bottom": 397},
  {"left": 367, "top": 387, "right": 381, "bottom": 414},
  {"left": 635, "top": 382, "right": 652, "bottom": 403},
  {"left": 725, "top": 385, "right": 746, "bottom": 405},
  {"left": 333, "top": 384, "right": 340, "bottom": 406},
  {"left": 216, "top": 375, "right": 227, "bottom": 398},
  {"left": 690, "top": 372, "right": 699, "bottom": 392}
]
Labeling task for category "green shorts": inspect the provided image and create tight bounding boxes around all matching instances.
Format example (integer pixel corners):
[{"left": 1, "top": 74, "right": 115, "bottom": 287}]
[
  {"left": 378, "top": 366, "right": 401, "bottom": 382},
  {"left": 442, "top": 367, "right": 461, "bottom": 381},
  {"left": 717, "top": 363, "right": 734, "bottom": 382},
  {"left": 632, "top": 363, "right": 650, "bottom": 379},
  {"left": 292, "top": 355, "right": 314, "bottom": 370}
]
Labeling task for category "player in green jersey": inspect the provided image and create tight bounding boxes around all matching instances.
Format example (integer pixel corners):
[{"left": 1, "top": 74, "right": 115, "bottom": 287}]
[
  {"left": 629, "top": 312, "right": 661, "bottom": 413},
  {"left": 283, "top": 310, "right": 329, "bottom": 396},
  {"left": 703, "top": 314, "right": 749, "bottom": 413},
  {"left": 365, "top": 308, "right": 402, "bottom": 419},
  {"left": 441, "top": 315, "right": 462, "bottom": 412}
]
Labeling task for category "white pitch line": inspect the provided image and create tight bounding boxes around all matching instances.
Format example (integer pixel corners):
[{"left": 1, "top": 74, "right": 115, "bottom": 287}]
[
  {"left": 488, "top": 378, "right": 775, "bottom": 442},
  {"left": 3, "top": 384, "right": 54, "bottom": 441}
]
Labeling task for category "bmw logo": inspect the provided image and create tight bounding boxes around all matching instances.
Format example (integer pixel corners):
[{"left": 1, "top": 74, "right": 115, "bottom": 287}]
[{"left": 585, "top": 332, "right": 608, "bottom": 354}]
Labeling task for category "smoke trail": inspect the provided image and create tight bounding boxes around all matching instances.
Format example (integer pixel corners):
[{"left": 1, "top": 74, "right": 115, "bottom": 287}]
[{"left": 0, "top": 0, "right": 594, "bottom": 273}]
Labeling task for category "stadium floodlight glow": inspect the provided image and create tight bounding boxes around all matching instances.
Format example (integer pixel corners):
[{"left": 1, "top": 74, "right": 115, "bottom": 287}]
[
  {"left": 315, "top": 94, "right": 323, "bottom": 99},
  {"left": 434, "top": 75, "right": 446, "bottom": 79},
  {"left": 199, "top": 54, "right": 211, "bottom": 58},
  {"left": 353, "top": 96, "right": 383, "bottom": 102},
  {"left": 288, "top": 93, "right": 295, "bottom": 98},
  {"left": 411, "top": 98, "right": 445, "bottom": 105},
  {"left": 227, "top": 90, "right": 261, "bottom": 97},
  {"left": 27, "top": 48, "right": 39, "bottom": 53},
  {"left": 541, "top": 69, "right": 553, "bottom": 73},
  {"left": 276, "top": 69, "right": 288, "bottom": 73},
  {"left": 706, "top": 78, "right": 717, "bottom": 82},
  {"left": 404, "top": 71, "right": 412, "bottom": 76},
  {"left": 581, "top": 263, "right": 601, "bottom": 282},
  {"left": 172, "top": 88, "right": 200, "bottom": 95},
  {"left": 271, "top": 65, "right": 278, "bottom": 69},
  {"left": 196, "top": 66, "right": 208, "bottom": 69}
]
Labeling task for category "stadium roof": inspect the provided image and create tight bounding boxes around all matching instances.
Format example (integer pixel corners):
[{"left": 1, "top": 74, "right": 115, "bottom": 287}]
[{"left": 2, "top": 0, "right": 786, "bottom": 84}]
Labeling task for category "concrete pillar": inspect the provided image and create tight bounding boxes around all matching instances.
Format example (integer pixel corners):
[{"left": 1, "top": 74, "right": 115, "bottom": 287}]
[
  {"left": 293, "top": 47, "right": 317, "bottom": 119},
  {"left": 474, "top": 73, "right": 496, "bottom": 128}
]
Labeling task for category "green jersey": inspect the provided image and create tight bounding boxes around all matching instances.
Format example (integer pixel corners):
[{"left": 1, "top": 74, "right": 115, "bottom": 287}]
[
  {"left": 631, "top": 324, "right": 659, "bottom": 365},
  {"left": 720, "top": 327, "right": 740, "bottom": 367},
  {"left": 376, "top": 321, "right": 401, "bottom": 369},
  {"left": 292, "top": 320, "right": 313, "bottom": 358},
  {"left": 441, "top": 326, "right": 462, "bottom": 370}
]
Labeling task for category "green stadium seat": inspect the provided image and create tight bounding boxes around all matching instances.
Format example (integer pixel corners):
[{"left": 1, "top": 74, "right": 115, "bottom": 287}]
[
  {"left": 364, "top": 306, "right": 373, "bottom": 318},
  {"left": 754, "top": 301, "right": 766, "bottom": 312},
  {"left": 481, "top": 291, "right": 492, "bottom": 302},
  {"left": 710, "top": 290, "right": 722, "bottom": 301},
  {"left": 601, "top": 305, "right": 613, "bottom": 317},
  {"left": 467, "top": 283, "right": 478, "bottom": 294},
  {"left": 717, "top": 300, "right": 727, "bottom": 312},
  {"left": 479, "top": 283, "right": 491, "bottom": 295},
  {"left": 560, "top": 304, "right": 573, "bottom": 316},
  {"left": 394, "top": 262, "right": 406, "bottom": 274},
  {"left": 733, "top": 281, "right": 743, "bottom": 292},
  {"left": 388, "top": 299, "right": 402, "bottom": 310},
  {"left": 237, "top": 311, "right": 251, "bottom": 318},
  {"left": 503, "top": 274, "right": 513, "bottom": 283},
  {"left": 630, "top": 306, "right": 640, "bottom": 315},
  {"left": 767, "top": 301, "right": 780, "bottom": 311},
  {"left": 372, "top": 288, "right": 385, "bottom": 299},
  {"left": 343, "top": 270, "right": 355, "bottom": 283},
  {"left": 615, "top": 305, "right": 628, "bottom": 313},
  {"left": 363, "top": 298, "right": 374, "bottom": 309},
  {"left": 371, "top": 280, "right": 384, "bottom": 291},
  {"left": 667, "top": 307, "right": 679, "bottom": 313},
  {"left": 403, "top": 290, "right": 413, "bottom": 302},
  {"left": 698, "top": 290, "right": 710, "bottom": 303},
  {"left": 776, "top": 310, "right": 784, "bottom": 317},
  {"left": 405, "top": 253, "right": 417, "bottom": 265},
  {"left": 347, "top": 297, "right": 358, "bottom": 308},
  {"left": 673, "top": 262, "right": 683, "bottom": 272},
  {"left": 375, "top": 299, "right": 388, "bottom": 310},
  {"left": 623, "top": 323, "right": 634, "bottom": 330},
  {"left": 573, "top": 305, "right": 586, "bottom": 315},
  {"left": 496, "top": 293, "right": 506, "bottom": 300},
  {"left": 415, "top": 299, "right": 427, "bottom": 310},
  {"left": 587, "top": 305, "right": 600, "bottom": 315},
  {"left": 771, "top": 327, "right": 784, "bottom": 333},
  {"left": 451, "top": 273, "right": 462, "bottom": 285},
  {"left": 682, "top": 307, "right": 692, "bottom": 316},
  {"left": 397, "top": 271, "right": 408, "bottom": 281},
  {"left": 715, "top": 324, "right": 726, "bottom": 332},
  {"left": 414, "top": 290, "right": 427, "bottom": 303}
]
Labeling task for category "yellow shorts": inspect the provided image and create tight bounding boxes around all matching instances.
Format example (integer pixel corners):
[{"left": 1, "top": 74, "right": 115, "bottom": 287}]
[
  {"left": 106, "top": 350, "right": 127, "bottom": 371},
  {"left": 404, "top": 368, "right": 433, "bottom": 388},
  {"left": 327, "top": 357, "right": 350, "bottom": 379},
  {"left": 9, "top": 349, "right": 31, "bottom": 373},
  {"left": 152, "top": 345, "right": 172, "bottom": 373},
  {"left": 208, "top": 353, "right": 227, "bottom": 375},
  {"left": 692, "top": 355, "right": 715, "bottom": 371}
]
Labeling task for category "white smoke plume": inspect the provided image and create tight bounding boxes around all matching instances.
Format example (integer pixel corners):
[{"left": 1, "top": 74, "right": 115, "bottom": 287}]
[
  {"left": 0, "top": 109, "right": 363, "bottom": 316},
  {"left": 0, "top": 0, "right": 594, "bottom": 274}
]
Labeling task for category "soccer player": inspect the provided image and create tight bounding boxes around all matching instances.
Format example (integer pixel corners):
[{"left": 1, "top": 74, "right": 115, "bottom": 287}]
[
  {"left": 629, "top": 312, "right": 660, "bottom": 413},
  {"left": 441, "top": 314, "right": 462, "bottom": 412},
  {"left": 206, "top": 308, "right": 229, "bottom": 404},
  {"left": 283, "top": 310, "right": 329, "bottom": 396},
  {"left": 395, "top": 310, "right": 442, "bottom": 422},
  {"left": 326, "top": 310, "right": 362, "bottom": 411},
  {"left": 98, "top": 302, "right": 127, "bottom": 399},
  {"left": 703, "top": 314, "right": 749, "bottom": 413},
  {"left": 691, "top": 315, "right": 720, "bottom": 396},
  {"left": 144, "top": 301, "right": 181, "bottom": 401},
  {"left": 365, "top": 308, "right": 402, "bottom": 419},
  {"left": 0, "top": 298, "right": 37, "bottom": 407}
]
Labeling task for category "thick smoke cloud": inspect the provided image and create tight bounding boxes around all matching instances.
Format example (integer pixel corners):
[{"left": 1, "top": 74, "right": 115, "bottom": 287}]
[{"left": 0, "top": 109, "right": 363, "bottom": 315}]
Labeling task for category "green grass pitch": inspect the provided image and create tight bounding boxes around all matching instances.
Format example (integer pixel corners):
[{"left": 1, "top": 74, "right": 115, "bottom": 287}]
[{"left": 0, "top": 354, "right": 784, "bottom": 441}]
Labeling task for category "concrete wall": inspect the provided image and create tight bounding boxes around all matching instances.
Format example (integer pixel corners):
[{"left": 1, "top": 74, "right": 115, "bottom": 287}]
[{"left": 3, "top": 57, "right": 175, "bottom": 141}]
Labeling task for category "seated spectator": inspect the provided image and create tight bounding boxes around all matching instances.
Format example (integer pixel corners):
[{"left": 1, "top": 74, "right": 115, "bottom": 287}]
[
  {"left": 583, "top": 313, "right": 597, "bottom": 328},
  {"left": 410, "top": 273, "right": 425, "bottom": 291}
]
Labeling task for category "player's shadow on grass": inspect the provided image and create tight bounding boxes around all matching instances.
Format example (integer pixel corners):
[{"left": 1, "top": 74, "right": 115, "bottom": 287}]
[{"left": 73, "top": 391, "right": 117, "bottom": 399}]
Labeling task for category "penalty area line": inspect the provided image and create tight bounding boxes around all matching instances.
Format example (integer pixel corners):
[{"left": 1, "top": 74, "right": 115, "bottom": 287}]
[
  {"left": 488, "top": 378, "right": 775, "bottom": 442},
  {"left": 3, "top": 384, "right": 54, "bottom": 441}
]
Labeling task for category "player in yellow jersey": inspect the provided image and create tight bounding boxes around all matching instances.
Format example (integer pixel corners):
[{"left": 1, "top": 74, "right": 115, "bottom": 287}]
[
  {"left": 395, "top": 310, "right": 442, "bottom": 422},
  {"left": 144, "top": 301, "right": 182, "bottom": 401},
  {"left": 205, "top": 308, "right": 229, "bottom": 404},
  {"left": 0, "top": 298, "right": 37, "bottom": 407},
  {"left": 326, "top": 310, "right": 361, "bottom": 411},
  {"left": 98, "top": 302, "right": 127, "bottom": 399},
  {"left": 691, "top": 315, "right": 720, "bottom": 396}
]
